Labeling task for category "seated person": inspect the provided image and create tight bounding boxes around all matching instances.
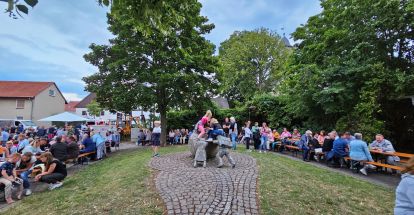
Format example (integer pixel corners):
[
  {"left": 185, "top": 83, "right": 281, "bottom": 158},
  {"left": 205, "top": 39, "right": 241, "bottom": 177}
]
[
  {"left": 22, "top": 139, "right": 43, "bottom": 154},
  {"left": 207, "top": 118, "right": 224, "bottom": 141},
  {"left": 66, "top": 136, "right": 80, "bottom": 160},
  {"left": 344, "top": 131, "right": 355, "bottom": 144},
  {"left": 39, "top": 137, "right": 51, "bottom": 151},
  {"left": 349, "top": 133, "right": 376, "bottom": 175},
  {"left": 299, "top": 130, "right": 313, "bottom": 162},
  {"left": 271, "top": 129, "right": 281, "bottom": 151},
  {"left": 34, "top": 152, "right": 67, "bottom": 190},
  {"left": 0, "top": 153, "right": 23, "bottom": 204},
  {"left": 0, "top": 144, "right": 10, "bottom": 162},
  {"left": 50, "top": 136, "right": 68, "bottom": 162},
  {"left": 80, "top": 134, "right": 95, "bottom": 154},
  {"left": 16, "top": 152, "right": 36, "bottom": 196},
  {"left": 327, "top": 132, "right": 349, "bottom": 166},
  {"left": 369, "top": 134, "right": 400, "bottom": 165},
  {"left": 291, "top": 128, "right": 301, "bottom": 145}
]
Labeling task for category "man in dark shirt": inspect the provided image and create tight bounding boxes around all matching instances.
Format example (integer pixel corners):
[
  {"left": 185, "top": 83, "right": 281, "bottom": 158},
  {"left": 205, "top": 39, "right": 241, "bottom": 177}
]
[
  {"left": 66, "top": 136, "right": 79, "bottom": 160},
  {"left": 50, "top": 136, "right": 68, "bottom": 162},
  {"left": 322, "top": 132, "right": 336, "bottom": 152},
  {"left": 222, "top": 117, "right": 230, "bottom": 137},
  {"left": 36, "top": 126, "right": 46, "bottom": 137}
]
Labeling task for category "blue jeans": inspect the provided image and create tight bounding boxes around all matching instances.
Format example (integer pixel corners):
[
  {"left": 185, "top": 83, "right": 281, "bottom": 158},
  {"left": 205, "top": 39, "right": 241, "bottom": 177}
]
[
  {"left": 271, "top": 141, "right": 280, "bottom": 150},
  {"left": 302, "top": 145, "right": 310, "bottom": 160},
  {"left": 21, "top": 170, "right": 32, "bottom": 189},
  {"left": 231, "top": 133, "right": 237, "bottom": 150},
  {"left": 96, "top": 143, "right": 105, "bottom": 159},
  {"left": 260, "top": 136, "right": 268, "bottom": 151},
  {"left": 208, "top": 130, "right": 224, "bottom": 139}
]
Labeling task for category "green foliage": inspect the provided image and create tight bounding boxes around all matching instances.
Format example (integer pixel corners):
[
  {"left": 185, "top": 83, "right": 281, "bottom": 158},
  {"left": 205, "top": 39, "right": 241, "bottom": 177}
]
[
  {"left": 217, "top": 28, "right": 292, "bottom": 105},
  {"left": 86, "top": 100, "right": 103, "bottom": 117},
  {"left": 281, "top": 0, "right": 414, "bottom": 137},
  {"left": 83, "top": 1, "right": 218, "bottom": 145},
  {"left": 2, "top": 0, "right": 38, "bottom": 18}
]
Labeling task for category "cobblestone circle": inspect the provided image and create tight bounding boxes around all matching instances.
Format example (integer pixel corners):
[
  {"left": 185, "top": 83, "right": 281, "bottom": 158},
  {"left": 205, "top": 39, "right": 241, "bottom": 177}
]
[{"left": 149, "top": 152, "right": 259, "bottom": 215}]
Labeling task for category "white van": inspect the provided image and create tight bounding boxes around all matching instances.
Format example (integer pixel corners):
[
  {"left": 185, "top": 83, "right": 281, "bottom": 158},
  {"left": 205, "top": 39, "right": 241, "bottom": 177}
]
[{"left": 0, "top": 119, "right": 37, "bottom": 131}]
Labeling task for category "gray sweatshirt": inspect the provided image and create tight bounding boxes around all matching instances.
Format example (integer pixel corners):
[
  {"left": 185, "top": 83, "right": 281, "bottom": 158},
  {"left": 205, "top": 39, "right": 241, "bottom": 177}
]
[{"left": 395, "top": 173, "right": 414, "bottom": 215}]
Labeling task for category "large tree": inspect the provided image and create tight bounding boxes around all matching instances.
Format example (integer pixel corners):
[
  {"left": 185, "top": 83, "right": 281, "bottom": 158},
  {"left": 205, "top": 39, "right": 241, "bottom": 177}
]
[
  {"left": 3, "top": 0, "right": 202, "bottom": 36},
  {"left": 281, "top": 0, "right": 414, "bottom": 137},
  {"left": 217, "top": 28, "right": 291, "bottom": 106},
  {"left": 83, "top": 1, "right": 218, "bottom": 146}
]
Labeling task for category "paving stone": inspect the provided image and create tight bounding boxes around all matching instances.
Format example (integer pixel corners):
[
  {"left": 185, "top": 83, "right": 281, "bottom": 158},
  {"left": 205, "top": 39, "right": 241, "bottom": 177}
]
[{"left": 149, "top": 152, "right": 259, "bottom": 214}]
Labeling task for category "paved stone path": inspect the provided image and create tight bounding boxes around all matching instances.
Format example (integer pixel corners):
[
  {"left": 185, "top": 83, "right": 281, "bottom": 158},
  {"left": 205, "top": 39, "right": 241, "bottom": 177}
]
[{"left": 149, "top": 152, "right": 259, "bottom": 215}]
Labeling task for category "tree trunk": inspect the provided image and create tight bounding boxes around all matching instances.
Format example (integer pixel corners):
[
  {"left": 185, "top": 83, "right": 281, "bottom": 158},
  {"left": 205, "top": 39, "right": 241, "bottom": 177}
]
[{"left": 160, "top": 107, "right": 167, "bottom": 147}]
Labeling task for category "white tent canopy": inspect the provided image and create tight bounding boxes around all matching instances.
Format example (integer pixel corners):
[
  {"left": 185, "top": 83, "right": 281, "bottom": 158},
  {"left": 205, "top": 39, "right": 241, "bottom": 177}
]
[{"left": 38, "top": 112, "right": 89, "bottom": 122}]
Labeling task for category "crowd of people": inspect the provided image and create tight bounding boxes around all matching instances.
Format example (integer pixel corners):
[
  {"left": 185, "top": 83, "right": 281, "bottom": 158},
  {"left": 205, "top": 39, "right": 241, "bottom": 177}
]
[
  {"left": 0, "top": 124, "right": 121, "bottom": 204},
  {"left": 188, "top": 111, "right": 404, "bottom": 177}
]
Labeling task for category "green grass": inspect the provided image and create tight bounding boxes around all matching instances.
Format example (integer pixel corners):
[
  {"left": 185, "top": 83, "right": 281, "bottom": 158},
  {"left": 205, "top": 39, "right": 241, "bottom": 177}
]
[
  {"left": 4, "top": 146, "right": 188, "bottom": 215},
  {"left": 246, "top": 150, "right": 395, "bottom": 215},
  {"left": 4, "top": 146, "right": 395, "bottom": 215}
]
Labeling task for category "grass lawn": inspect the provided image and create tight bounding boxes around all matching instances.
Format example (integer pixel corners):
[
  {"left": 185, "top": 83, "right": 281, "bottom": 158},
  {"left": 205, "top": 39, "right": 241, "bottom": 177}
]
[
  {"left": 3, "top": 145, "right": 395, "bottom": 214},
  {"left": 3, "top": 145, "right": 188, "bottom": 215},
  {"left": 247, "top": 150, "right": 395, "bottom": 215}
]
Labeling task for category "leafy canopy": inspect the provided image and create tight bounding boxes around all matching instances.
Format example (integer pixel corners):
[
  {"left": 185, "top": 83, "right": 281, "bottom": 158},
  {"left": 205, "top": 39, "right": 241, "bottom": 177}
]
[
  {"left": 83, "top": 0, "right": 218, "bottom": 145},
  {"left": 217, "top": 28, "right": 292, "bottom": 105}
]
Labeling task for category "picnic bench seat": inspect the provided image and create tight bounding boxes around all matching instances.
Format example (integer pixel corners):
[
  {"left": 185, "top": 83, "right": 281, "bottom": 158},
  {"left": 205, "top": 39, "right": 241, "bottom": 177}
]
[
  {"left": 65, "top": 151, "right": 96, "bottom": 165},
  {"left": 284, "top": 145, "right": 300, "bottom": 157},
  {"left": 344, "top": 157, "right": 404, "bottom": 171}
]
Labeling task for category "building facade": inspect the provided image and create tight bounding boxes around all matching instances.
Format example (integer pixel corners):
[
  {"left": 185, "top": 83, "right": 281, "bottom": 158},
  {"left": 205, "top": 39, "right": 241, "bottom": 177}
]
[{"left": 0, "top": 81, "right": 67, "bottom": 126}]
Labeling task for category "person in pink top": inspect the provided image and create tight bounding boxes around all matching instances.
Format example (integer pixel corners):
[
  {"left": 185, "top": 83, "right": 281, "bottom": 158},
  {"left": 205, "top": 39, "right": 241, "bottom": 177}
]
[
  {"left": 197, "top": 110, "right": 212, "bottom": 138},
  {"left": 317, "top": 130, "right": 325, "bottom": 145},
  {"left": 280, "top": 128, "right": 292, "bottom": 139}
]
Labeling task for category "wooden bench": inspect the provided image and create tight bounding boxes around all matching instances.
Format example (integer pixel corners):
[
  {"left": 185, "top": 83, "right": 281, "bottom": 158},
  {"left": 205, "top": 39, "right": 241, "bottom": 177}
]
[
  {"left": 345, "top": 157, "right": 403, "bottom": 171},
  {"left": 284, "top": 145, "right": 300, "bottom": 157},
  {"left": 65, "top": 152, "right": 96, "bottom": 165},
  {"left": 366, "top": 161, "right": 404, "bottom": 171}
]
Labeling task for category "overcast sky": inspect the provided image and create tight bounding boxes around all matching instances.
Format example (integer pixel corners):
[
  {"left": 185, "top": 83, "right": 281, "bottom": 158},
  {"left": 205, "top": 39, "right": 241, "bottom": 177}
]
[{"left": 0, "top": 0, "right": 321, "bottom": 101}]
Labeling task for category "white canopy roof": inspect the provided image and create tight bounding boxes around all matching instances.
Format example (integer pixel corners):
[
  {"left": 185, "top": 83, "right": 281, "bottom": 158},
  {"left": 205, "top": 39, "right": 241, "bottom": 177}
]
[{"left": 38, "top": 112, "right": 89, "bottom": 122}]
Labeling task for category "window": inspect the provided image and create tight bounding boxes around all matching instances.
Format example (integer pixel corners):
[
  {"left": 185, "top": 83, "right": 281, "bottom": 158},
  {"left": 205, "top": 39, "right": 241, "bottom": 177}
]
[
  {"left": 49, "top": 89, "right": 56, "bottom": 97},
  {"left": 82, "top": 111, "right": 87, "bottom": 116},
  {"left": 16, "top": 116, "right": 23, "bottom": 120},
  {"left": 16, "top": 100, "right": 25, "bottom": 109},
  {"left": 100, "top": 111, "right": 105, "bottom": 116}
]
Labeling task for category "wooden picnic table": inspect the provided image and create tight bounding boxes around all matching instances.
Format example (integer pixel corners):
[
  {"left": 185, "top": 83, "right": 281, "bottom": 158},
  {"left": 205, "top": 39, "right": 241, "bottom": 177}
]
[{"left": 370, "top": 150, "right": 414, "bottom": 159}]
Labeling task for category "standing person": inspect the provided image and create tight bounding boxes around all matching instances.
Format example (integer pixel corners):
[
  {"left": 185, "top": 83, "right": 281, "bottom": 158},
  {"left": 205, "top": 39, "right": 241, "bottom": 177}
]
[
  {"left": 196, "top": 110, "right": 212, "bottom": 138},
  {"left": 34, "top": 152, "right": 67, "bottom": 190},
  {"left": 229, "top": 117, "right": 238, "bottom": 150},
  {"left": 152, "top": 121, "right": 161, "bottom": 157},
  {"left": 244, "top": 121, "right": 252, "bottom": 151},
  {"left": 222, "top": 117, "right": 230, "bottom": 138},
  {"left": 0, "top": 153, "right": 24, "bottom": 204},
  {"left": 145, "top": 129, "right": 152, "bottom": 146},
  {"left": 1, "top": 128, "right": 10, "bottom": 147},
  {"left": 252, "top": 122, "right": 260, "bottom": 150},
  {"left": 395, "top": 157, "right": 414, "bottom": 215},
  {"left": 259, "top": 122, "right": 270, "bottom": 153},
  {"left": 168, "top": 130, "right": 175, "bottom": 145},
  {"left": 92, "top": 132, "right": 106, "bottom": 160}
]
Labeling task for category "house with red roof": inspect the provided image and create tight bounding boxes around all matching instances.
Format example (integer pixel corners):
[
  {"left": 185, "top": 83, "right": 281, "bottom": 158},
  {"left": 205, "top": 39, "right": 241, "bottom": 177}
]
[{"left": 0, "top": 81, "right": 67, "bottom": 125}]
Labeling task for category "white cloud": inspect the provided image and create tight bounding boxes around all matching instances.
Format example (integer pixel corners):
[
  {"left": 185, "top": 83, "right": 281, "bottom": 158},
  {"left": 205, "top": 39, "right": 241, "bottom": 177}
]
[{"left": 62, "top": 92, "right": 84, "bottom": 102}]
